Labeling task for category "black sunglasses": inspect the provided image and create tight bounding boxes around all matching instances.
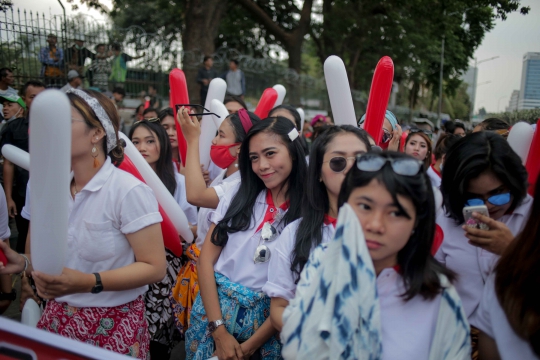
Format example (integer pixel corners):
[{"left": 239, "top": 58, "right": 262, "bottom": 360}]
[
  {"left": 409, "top": 128, "right": 432, "bottom": 140},
  {"left": 356, "top": 153, "right": 423, "bottom": 176},
  {"left": 175, "top": 104, "right": 221, "bottom": 118}
]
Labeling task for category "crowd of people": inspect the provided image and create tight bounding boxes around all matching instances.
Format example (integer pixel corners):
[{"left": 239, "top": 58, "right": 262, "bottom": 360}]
[{"left": 0, "top": 62, "right": 538, "bottom": 360}]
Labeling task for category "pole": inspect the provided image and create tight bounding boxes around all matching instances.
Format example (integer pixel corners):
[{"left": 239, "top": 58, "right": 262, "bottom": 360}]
[
  {"left": 470, "top": 58, "right": 477, "bottom": 122},
  {"left": 438, "top": 35, "right": 445, "bottom": 127},
  {"left": 57, "top": 0, "right": 67, "bottom": 83}
]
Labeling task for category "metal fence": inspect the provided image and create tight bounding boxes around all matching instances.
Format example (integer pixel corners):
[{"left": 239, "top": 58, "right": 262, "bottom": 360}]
[{"left": 0, "top": 7, "right": 372, "bottom": 116}]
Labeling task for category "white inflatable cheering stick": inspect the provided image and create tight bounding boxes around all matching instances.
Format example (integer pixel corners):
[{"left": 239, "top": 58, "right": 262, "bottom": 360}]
[
  {"left": 324, "top": 56, "right": 357, "bottom": 126},
  {"left": 2, "top": 145, "right": 29, "bottom": 171},
  {"left": 273, "top": 84, "right": 287, "bottom": 107},
  {"left": 119, "top": 133, "right": 194, "bottom": 243},
  {"left": 211, "top": 99, "right": 229, "bottom": 129},
  {"left": 200, "top": 78, "right": 227, "bottom": 170},
  {"left": 30, "top": 90, "right": 70, "bottom": 275},
  {"left": 507, "top": 121, "right": 534, "bottom": 165}
]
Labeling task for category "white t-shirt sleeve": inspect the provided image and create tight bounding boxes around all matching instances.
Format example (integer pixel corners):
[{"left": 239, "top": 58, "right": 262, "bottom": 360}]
[
  {"left": 262, "top": 221, "right": 298, "bottom": 301},
  {"left": 209, "top": 184, "right": 238, "bottom": 225},
  {"left": 119, "top": 184, "right": 162, "bottom": 234},
  {"left": 475, "top": 274, "right": 495, "bottom": 338},
  {"left": 21, "top": 181, "right": 31, "bottom": 221},
  {"left": 0, "top": 184, "right": 11, "bottom": 240},
  {"left": 174, "top": 173, "right": 198, "bottom": 225},
  {"left": 213, "top": 177, "right": 241, "bottom": 201}
]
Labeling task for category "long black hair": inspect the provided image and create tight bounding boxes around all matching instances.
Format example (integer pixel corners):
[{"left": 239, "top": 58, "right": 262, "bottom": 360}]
[
  {"left": 128, "top": 120, "right": 177, "bottom": 195},
  {"left": 338, "top": 151, "right": 454, "bottom": 300},
  {"left": 268, "top": 105, "right": 309, "bottom": 154},
  {"left": 226, "top": 110, "right": 261, "bottom": 142},
  {"left": 291, "top": 125, "right": 371, "bottom": 281},
  {"left": 441, "top": 131, "right": 528, "bottom": 224},
  {"left": 211, "top": 116, "right": 307, "bottom": 246}
]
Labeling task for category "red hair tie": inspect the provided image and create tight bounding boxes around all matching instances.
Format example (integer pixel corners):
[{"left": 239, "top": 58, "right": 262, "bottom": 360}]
[{"left": 238, "top": 109, "right": 253, "bottom": 134}]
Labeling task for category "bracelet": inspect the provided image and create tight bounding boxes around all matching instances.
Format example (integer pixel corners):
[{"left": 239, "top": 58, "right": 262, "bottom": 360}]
[{"left": 20, "top": 254, "right": 30, "bottom": 274}]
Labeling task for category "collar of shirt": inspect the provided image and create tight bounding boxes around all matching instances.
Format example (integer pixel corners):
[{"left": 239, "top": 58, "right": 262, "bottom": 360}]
[
  {"left": 255, "top": 189, "right": 290, "bottom": 232},
  {"left": 76, "top": 157, "right": 114, "bottom": 194},
  {"left": 323, "top": 214, "right": 337, "bottom": 228},
  {"left": 430, "top": 164, "right": 441, "bottom": 178}
]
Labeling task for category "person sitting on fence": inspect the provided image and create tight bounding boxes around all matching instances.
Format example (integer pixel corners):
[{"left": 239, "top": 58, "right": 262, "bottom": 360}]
[
  {"left": 61, "top": 70, "right": 84, "bottom": 93},
  {"left": 109, "top": 43, "right": 145, "bottom": 89},
  {"left": 65, "top": 34, "right": 95, "bottom": 76},
  {"left": 39, "top": 33, "right": 64, "bottom": 88}
]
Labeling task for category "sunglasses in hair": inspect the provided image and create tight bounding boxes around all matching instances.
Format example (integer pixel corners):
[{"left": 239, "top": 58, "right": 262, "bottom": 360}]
[
  {"left": 356, "top": 153, "right": 423, "bottom": 176},
  {"left": 324, "top": 153, "right": 367, "bottom": 173},
  {"left": 409, "top": 128, "right": 433, "bottom": 140},
  {"left": 175, "top": 104, "right": 221, "bottom": 118},
  {"left": 466, "top": 193, "right": 511, "bottom": 207},
  {"left": 133, "top": 117, "right": 160, "bottom": 126}
]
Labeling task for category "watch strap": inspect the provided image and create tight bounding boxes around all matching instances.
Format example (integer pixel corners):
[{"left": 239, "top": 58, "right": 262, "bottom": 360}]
[{"left": 0, "top": 289, "right": 16, "bottom": 301}]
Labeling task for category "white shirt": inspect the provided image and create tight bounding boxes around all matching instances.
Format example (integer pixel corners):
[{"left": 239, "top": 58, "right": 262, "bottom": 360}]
[
  {"left": 208, "top": 160, "right": 224, "bottom": 182},
  {"left": 174, "top": 172, "right": 198, "bottom": 225},
  {"left": 209, "top": 187, "right": 289, "bottom": 292},
  {"left": 22, "top": 158, "right": 162, "bottom": 307},
  {"left": 378, "top": 268, "right": 440, "bottom": 360},
  {"left": 0, "top": 183, "right": 11, "bottom": 240},
  {"left": 262, "top": 218, "right": 335, "bottom": 301},
  {"left": 475, "top": 273, "right": 539, "bottom": 360},
  {"left": 427, "top": 165, "right": 441, "bottom": 189},
  {"left": 195, "top": 169, "right": 241, "bottom": 249},
  {"left": 435, "top": 195, "right": 533, "bottom": 326}
]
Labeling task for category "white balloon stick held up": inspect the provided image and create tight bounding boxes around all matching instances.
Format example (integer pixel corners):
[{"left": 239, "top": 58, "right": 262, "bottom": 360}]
[
  {"left": 324, "top": 56, "right": 357, "bottom": 126},
  {"left": 21, "top": 299, "right": 42, "bottom": 327},
  {"left": 211, "top": 99, "right": 229, "bottom": 129},
  {"left": 119, "top": 133, "right": 194, "bottom": 243},
  {"left": 273, "top": 84, "right": 286, "bottom": 107},
  {"left": 200, "top": 78, "right": 227, "bottom": 170},
  {"left": 30, "top": 90, "right": 71, "bottom": 275},
  {"left": 2, "top": 145, "right": 29, "bottom": 171},
  {"left": 297, "top": 108, "right": 305, "bottom": 132},
  {"left": 508, "top": 121, "right": 534, "bottom": 165}
]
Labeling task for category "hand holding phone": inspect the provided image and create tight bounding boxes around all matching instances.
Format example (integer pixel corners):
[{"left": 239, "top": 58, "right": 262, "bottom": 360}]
[{"left": 463, "top": 205, "right": 490, "bottom": 230}]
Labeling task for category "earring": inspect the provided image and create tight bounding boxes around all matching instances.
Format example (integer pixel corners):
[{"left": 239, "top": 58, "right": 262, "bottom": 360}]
[{"left": 91, "top": 144, "right": 99, "bottom": 168}]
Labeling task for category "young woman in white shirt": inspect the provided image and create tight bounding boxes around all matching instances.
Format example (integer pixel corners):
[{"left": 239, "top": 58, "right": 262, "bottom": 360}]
[
  {"left": 281, "top": 152, "right": 470, "bottom": 359},
  {"left": 404, "top": 130, "right": 432, "bottom": 170},
  {"left": 436, "top": 131, "right": 531, "bottom": 357},
  {"left": 427, "top": 133, "right": 460, "bottom": 188},
  {"left": 0, "top": 89, "right": 166, "bottom": 359},
  {"left": 185, "top": 115, "right": 307, "bottom": 360},
  {"left": 128, "top": 118, "right": 198, "bottom": 358},
  {"left": 264, "top": 125, "right": 372, "bottom": 331},
  {"left": 476, "top": 178, "right": 540, "bottom": 360},
  {"left": 170, "top": 108, "right": 260, "bottom": 336}
]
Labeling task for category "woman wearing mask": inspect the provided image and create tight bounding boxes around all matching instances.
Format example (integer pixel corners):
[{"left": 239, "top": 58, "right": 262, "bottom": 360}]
[
  {"left": 436, "top": 132, "right": 531, "bottom": 358},
  {"left": 170, "top": 108, "right": 260, "bottom": 336},
  {"left": 0, "top": 89, "right": 166, "bottom": 358},
  {"left": 186, "top": 116, "right": 307, "bottom": 359},
  {"left": 129, "top": 118, "right": 197, "bottom": 358},
  {"left": 358, "top": 110, "right": 402, "bottom": 151},
  {"left": 404, "top": 130, "right": 432, "bottom": 170},
  {"left": 264, "top": 125, "right": 371, "bottom": 331},
  {"left": 281, "top": 152, "right": 470, "bottom": 359}
]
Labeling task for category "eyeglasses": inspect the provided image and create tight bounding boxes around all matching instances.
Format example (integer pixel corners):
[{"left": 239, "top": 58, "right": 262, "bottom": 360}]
[
  {"left": 323, "top": 156, "right": 358, "bottom": 173},
  {"left": 254, "top": 222, "right": 279, "bottom": 264},
  {"left": 466, "top": 193, "right": 511, "bottom": 207},
  {"left": 409, "top": 128, "right": 433, "bottom": 140},
  {"left": 133, "top": 117, "right": 160, "bottom": 126},
  {"left": 356, "top": 153, "right": 423, "bottom": 176},
  {"left": 175, "top": 104, "right": 221, "bottom": 118}
]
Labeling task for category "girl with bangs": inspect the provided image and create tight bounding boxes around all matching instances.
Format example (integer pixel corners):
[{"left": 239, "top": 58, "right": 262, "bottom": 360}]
[
  {"left": 185, "top": 115, "right": 307, "bottom": 360},
  {"left": 281, "top": 152, "right": 470, "bottom": 360}
]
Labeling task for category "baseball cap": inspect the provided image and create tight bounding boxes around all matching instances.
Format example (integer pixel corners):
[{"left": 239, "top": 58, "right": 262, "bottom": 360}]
[
  {"left": 67, "top": 70, "right": 83, "bottom": 80},
  {"left": 0, "top": 93, "right": 26, "bottom": 109}
]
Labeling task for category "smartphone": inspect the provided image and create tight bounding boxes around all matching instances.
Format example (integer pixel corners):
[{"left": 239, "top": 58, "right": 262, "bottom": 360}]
[{"left": 462, "top": 204, "right": 490, "bottom": 230}]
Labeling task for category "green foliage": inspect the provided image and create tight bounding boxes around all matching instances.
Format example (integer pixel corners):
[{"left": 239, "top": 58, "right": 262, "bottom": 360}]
[{"left": 487, "top": 109, "right": 540, "bottom": 125}]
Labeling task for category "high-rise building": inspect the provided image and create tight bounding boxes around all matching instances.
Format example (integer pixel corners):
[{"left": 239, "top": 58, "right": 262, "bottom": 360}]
[
  {"left": 506, "top": 90, "right": 519, "bottom": 112},
  {"left": 518, "top": 52, "right": 540, "bottom": 110}
]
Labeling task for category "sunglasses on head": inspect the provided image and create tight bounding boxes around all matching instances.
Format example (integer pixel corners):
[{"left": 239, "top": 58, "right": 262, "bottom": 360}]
[
  {"left": 356, "top": 153, "right": 423, "bottom": 176},
  {"left": 175, "top": 104, "right": 221, "bottom": 118},
  {"left": 133, "top": 117, "right": 160, "bottom": 126},
  {"left": 466, "top": 193, "right": 511, "bottom": 207},
  {"left": 409, "top": 128, "right": 433, "bottom": 140}
]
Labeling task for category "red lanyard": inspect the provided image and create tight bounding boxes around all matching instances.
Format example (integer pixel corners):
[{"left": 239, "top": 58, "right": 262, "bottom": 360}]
[{"left": 255, "top": 190, "right": 290, "bottom": 232}]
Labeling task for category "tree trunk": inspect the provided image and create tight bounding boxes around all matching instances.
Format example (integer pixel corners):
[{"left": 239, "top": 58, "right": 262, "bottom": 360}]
[{"left": 181, "top": 0, "right": 227, "bottom": 103}]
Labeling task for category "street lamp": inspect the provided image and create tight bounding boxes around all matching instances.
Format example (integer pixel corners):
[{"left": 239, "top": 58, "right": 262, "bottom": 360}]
[{"left": 470, "top": 56, "right": 499, "bottom": 121}]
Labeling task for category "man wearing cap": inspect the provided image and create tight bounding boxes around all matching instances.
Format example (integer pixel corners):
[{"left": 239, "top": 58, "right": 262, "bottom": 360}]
[
  {"left": 60, "top": 70, "right": 83, "bottom": 93},
  {"left": 0, "top": 93, "right": 29, "bottom": 253},
  {"left": 65, "top": 34, "right": 95, "bottom": 75},
  {"left": 39, "top": 33, "right": 64, "bottom": 88}
]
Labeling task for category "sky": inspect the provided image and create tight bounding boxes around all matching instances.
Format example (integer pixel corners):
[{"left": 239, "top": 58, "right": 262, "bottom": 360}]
[{"left": 12, "top": 0, "right": 540, "bottom": 114}]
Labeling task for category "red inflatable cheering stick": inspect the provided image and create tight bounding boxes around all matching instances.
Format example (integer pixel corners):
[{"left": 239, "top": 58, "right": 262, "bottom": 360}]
[
  {"left": 119, "top": 155, "right": 183, "bottom": 257},
  {"left": 0, "top": 248, "right": 7, "bottom": 267},
  {"left": 169, "top": 68, "right": 190, "bottom": 165},
  {"left": 254, "top": 88, "right": 278, "bottom": 119},
  {"left": 363, "top": 57, "right": 395, "bottom": 145},
  {"left": 526, "top": 120, "right": 540, "bottom": 196}
]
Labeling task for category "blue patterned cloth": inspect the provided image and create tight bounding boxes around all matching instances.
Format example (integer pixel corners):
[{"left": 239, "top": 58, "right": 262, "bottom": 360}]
[
  {"left": 185, "top": 272, "right": 282, "bottom": 360},
  {"left": 281, "top": 203, "right": 471, "bottom": 360}
]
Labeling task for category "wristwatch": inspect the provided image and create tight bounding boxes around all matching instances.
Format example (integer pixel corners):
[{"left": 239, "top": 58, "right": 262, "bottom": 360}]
[
  {"left": 207, "top": 319, "right": 225, "bottom": 333},
  {"left": 91, "top": 273, "right": 104, "bottom": 294},
  {"left": 0, "top": 289, "right": 16, "bottom": 301}
]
